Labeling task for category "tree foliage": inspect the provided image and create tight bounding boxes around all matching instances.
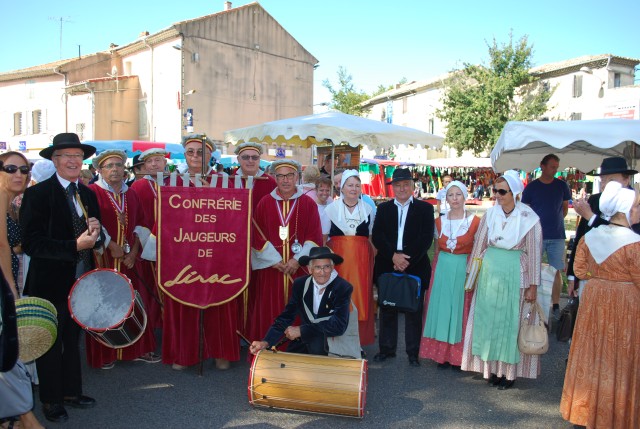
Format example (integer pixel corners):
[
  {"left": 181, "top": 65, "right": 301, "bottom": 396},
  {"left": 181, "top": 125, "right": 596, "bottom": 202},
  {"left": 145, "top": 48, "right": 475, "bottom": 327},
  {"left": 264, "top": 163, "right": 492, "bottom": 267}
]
[
  {"left": 437, "top": 33, "right": 552, "bottom": 155},
  {"left": 323, "top": 66, "right": 371, "bottom": 116}
]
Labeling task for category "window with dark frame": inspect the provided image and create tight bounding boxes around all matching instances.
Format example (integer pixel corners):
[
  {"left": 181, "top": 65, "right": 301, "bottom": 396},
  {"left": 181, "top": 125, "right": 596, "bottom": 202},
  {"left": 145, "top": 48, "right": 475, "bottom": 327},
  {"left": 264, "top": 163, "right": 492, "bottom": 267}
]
[
  {"left": 13, "top": 112, "right": 22, "bottom": 136},
  {"left": 573, "top": 75, "right": 583, "bottom": 98}
]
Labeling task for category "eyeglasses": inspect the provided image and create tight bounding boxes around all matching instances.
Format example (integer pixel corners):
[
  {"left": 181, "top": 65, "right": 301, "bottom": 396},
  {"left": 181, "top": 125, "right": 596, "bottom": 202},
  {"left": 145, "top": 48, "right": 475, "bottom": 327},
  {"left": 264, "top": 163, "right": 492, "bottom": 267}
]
[
  {"left": 54, "top": 153, "right": 84, "bottom": 160},
  {"left": 492, "top": 188, "right": 512, "bottom": 196},
  {"left": 275, "top": 172, "right": 296, "bottom": 181},
  {"left": 185, "top": 149, "right": 204, "bottom": 157},
  {"left": 101, "top": 162, "right": 124, "bottom": 170},
  {"left": 1, "top": 165, "right": 30, "bottom": 175},
  {"left": 240, "top": 155, "right": 260, "bottom": 161},
  {"left": 311, "top": 264, "right": 333, "bottom": 273}
]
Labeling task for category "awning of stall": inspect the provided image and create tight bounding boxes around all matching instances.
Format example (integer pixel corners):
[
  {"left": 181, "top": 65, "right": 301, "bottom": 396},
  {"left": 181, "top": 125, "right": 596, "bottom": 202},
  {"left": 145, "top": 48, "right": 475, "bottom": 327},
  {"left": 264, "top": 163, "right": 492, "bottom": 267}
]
[
  {"left": 360, "top": 158, "right": 416, "bottom": 167},
  {"left": 83, "top": 140, "right": 185, "bottom": 159},
  {"left": 420, "top": 157, "right": 492, "bottom": 168}
]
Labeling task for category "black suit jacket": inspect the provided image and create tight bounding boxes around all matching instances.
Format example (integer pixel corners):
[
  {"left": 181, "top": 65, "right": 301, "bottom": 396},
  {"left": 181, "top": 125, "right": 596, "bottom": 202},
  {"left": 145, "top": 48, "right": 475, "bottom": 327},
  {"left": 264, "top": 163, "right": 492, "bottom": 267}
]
[
  {"left": 372, "top": 198, "right": 434, "bottom": 287},
  {"left": 20, "top": 176, "right": 102, "bottom": 307},
  {"left": 263, "top": 275, "right": 353, "bottom": 347}
]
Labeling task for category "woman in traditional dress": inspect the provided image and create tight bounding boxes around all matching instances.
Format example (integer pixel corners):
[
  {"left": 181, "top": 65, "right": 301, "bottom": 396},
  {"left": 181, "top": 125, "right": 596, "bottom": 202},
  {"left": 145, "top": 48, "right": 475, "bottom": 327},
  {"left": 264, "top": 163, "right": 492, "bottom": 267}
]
[
  {"left": 324, "top": 170, "right": 376, "bottom": 346},
  {"left": 419, "top": 181, "right": 480, "bottom": 369},
  {"left": 461, "top": 170, "right": 542, "bottom": 390},
  {"left": 560, "top": 181, "right": 640, "bottom": 429}
]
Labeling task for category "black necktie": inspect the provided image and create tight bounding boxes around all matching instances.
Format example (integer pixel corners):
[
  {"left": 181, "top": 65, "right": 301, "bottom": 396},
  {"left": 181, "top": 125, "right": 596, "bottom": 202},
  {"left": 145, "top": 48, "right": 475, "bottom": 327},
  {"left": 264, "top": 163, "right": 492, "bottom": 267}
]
[{"left": 67, "top": 182, "right": 77, "bottom": 215}]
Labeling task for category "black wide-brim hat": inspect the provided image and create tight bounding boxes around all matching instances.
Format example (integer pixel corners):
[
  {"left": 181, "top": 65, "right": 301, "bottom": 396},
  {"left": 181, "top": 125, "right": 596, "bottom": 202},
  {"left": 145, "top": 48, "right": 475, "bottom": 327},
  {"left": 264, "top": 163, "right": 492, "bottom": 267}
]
[
  {"left": 386, "top": 168, "right": 414, "bottom": 185},
  {"left": 39, "top": 133, "right": 96, "bottom": 160},
  {"left": 298, "top": 246, "right": 344, "bottom": 266},
  {"left": 589, "top": 156, "right": 638, "bottom": 176}
]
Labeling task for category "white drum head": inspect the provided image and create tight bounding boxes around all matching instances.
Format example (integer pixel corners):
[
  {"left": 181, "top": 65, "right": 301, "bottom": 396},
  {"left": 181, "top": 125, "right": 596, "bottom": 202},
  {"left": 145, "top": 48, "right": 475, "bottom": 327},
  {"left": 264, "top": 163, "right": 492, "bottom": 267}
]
[{"left": 69, "top": 269, "right": 134, "bottom": 330}]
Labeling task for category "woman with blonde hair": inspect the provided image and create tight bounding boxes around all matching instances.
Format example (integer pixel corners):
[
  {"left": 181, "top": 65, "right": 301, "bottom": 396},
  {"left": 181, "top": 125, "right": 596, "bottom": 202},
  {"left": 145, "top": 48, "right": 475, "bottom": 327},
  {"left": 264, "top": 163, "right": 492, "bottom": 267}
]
[
  {"left": 0, "top": 152, "right": 31, "bottom": 298},
  {"left": 561, "top": 181, "right": 640, "bottom": 428},
  {"left": 0, "top": 151, "right": 46, "bottom": 429}
]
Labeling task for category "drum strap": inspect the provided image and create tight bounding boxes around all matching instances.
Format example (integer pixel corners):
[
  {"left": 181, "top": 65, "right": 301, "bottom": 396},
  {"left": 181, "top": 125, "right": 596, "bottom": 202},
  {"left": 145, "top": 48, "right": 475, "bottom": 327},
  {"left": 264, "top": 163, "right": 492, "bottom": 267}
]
[{"left": 302, "top": 277, "right": 361, "bottom": 359}]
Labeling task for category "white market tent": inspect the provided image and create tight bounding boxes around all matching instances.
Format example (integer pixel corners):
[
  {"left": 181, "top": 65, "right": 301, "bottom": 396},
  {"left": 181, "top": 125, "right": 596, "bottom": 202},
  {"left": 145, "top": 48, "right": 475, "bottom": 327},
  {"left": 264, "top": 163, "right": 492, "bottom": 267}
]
[
  {"left": 224, "top": 111, "right": 444, "bottom": 151},
  {"left": 491, "top": 119, "right": 640, "bottom": 173}
]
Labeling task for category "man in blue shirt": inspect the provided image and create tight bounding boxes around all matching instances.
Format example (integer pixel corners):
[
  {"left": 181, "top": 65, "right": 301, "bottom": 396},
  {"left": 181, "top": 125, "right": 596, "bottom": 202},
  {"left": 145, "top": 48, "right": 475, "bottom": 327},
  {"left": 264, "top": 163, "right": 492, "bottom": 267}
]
[{"left": 521, "top": 154, "right": 571, "bottom": 319}]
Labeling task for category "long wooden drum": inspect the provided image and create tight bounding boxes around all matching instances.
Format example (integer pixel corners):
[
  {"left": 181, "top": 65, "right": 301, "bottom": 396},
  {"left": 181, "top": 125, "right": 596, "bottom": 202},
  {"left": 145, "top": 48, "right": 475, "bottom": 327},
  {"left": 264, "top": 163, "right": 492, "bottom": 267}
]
[{"left": 248, "top": 350, "right": 367, "bottom": 418}]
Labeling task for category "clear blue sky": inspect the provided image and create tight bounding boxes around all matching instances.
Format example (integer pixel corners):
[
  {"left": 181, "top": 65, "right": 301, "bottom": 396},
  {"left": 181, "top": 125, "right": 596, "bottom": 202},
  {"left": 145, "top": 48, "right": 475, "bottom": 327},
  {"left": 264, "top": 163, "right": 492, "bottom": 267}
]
[{"left": 2, "top": 0, "right": 638, "bottom": 105}]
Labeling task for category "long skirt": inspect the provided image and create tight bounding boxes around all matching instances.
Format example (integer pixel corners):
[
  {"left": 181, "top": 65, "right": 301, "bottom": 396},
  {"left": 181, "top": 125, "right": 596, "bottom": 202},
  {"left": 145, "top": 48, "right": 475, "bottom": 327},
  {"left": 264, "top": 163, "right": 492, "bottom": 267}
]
[
  {"left": 461, "top": 247, "right": 541, "bottom": 380},
  {"left": 419, "top": 252, "right": 472, "bottom": 365},
  {"left": 328, "top": 235, "right": 375, "bottom": 345},
  {"left": 560, "top": 279, "right": 639, "bottom": 428}
]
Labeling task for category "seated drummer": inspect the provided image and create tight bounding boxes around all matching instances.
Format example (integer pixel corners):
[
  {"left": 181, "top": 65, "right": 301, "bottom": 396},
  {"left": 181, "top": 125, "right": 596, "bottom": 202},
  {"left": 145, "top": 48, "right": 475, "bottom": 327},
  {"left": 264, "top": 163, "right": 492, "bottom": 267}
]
[{"left": 250, "top": 247, "right": 354, "bottom": 356}]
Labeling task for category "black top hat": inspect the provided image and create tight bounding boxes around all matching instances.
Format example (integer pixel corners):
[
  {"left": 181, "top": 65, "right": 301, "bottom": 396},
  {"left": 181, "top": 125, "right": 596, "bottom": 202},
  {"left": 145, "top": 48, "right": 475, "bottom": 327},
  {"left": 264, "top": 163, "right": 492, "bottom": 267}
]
[
  {"left": 298, "top": 246, "right": 344, "bottom": 266},
  {"left": 386, "top": 168, "right": 414, "bottom": 185},
  {"left": 589, "top": 156, "right": 638, "bottom": 176},
  {"left": 39, "top": 133, "right": 96, "bottom": 160}
]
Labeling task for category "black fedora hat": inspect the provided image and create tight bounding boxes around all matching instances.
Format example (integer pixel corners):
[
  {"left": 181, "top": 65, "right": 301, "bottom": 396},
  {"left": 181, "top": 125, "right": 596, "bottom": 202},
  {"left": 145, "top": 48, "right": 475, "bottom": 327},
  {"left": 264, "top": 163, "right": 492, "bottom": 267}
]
[
  {"left": 39, "top": 133, "right": 96, "bottom": 160},
  {"left": 386, "top": 168, "right": 414, "bottom": 185},
  {"left": 589, "top": 156, "right": 638, "bottom": 176},
  {"left": 298, "top": 246, "right": 344, "bottom": 266},
  {"left": 131, "top": 154, "right": 144, "bottom": 169}
]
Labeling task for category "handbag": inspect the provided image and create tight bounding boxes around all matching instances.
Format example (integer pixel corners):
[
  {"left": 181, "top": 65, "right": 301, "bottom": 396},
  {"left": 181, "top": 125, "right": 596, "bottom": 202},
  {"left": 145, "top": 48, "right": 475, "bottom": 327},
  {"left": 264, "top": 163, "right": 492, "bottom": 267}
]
[
  {"left": 464, "top": 257, "right": 482, "bottom": 291},
  {"left": 556, "top": 296, "right": 579, "bottom": 342},
  {"left": 377, "top": 273, "right": 421, "bottom": 313},
  {"left": 518, "top": 301, "right": 549, "bottom": 355}
]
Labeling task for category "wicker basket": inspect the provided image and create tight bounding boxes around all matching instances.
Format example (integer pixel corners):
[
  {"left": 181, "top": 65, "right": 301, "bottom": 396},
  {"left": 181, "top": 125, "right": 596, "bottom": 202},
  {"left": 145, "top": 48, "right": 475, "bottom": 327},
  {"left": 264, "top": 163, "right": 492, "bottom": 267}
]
[{"left": 15, "top": 297, "right": 58, "bottom": 362}]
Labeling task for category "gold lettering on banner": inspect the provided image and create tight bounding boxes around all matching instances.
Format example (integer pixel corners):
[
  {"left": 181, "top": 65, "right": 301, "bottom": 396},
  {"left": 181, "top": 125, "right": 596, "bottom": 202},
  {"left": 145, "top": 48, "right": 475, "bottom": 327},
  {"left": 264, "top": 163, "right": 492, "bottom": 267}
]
[
  {"left": 168, "top": 194, "right": 242, "bottom": 210},
  {"left": 174, "top": 228, "right": 237, "bottom": 243},
  {"left": 164, "top": 265, "right": 242, "bottom": 288}
]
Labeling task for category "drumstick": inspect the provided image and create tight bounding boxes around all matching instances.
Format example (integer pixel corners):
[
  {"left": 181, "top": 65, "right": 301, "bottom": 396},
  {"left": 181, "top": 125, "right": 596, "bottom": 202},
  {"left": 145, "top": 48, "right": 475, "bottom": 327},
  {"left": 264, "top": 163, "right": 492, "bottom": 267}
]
[
  {"left": 270, "top": 337, "right": 291, "bottom": 352},
  {"left": 236, "top": 330, "right": 252, "bottom": 344}
]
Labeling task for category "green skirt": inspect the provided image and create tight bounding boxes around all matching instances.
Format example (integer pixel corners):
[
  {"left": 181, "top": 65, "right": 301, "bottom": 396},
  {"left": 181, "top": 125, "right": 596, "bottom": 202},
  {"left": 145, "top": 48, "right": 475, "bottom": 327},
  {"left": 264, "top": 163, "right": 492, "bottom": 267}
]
[
  {"left": 471, "top": 247, "right": 522, "bottom": 365},
  {"left": 423, "top": 252, "right": 467, "bottom": 344}
]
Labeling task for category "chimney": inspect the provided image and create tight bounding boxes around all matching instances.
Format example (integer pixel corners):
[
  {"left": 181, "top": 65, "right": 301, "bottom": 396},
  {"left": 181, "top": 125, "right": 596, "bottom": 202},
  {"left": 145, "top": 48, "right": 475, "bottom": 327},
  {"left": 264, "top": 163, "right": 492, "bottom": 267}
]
[{"left": 224, "top": 2, "right": 232, "bottom": 10}]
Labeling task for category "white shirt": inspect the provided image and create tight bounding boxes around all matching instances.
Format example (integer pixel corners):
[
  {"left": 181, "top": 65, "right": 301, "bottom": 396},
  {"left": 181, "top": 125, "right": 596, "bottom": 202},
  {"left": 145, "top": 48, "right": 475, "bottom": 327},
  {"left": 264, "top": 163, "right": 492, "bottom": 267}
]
[{"left": 394, "top": 196, "right": 413, "bottom": 251}]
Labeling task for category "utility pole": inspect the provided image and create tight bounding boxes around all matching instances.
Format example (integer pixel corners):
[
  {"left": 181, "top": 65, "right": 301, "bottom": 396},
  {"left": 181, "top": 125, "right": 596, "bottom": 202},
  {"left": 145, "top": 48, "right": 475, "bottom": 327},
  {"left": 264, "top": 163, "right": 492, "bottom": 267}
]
[{"left": 48, "top": 16, "right": 73, "bottom": 59}]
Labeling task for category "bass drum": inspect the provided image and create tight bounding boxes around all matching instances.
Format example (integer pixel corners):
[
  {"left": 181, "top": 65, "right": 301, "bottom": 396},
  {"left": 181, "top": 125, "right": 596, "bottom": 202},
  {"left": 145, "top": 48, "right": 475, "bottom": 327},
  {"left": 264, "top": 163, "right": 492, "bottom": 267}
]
[
  {"left": 68, "top": 269, "right": 147, "bottom": 349},
  {"left": 248, "top": 350, "right": 367, "bottom": 418}
]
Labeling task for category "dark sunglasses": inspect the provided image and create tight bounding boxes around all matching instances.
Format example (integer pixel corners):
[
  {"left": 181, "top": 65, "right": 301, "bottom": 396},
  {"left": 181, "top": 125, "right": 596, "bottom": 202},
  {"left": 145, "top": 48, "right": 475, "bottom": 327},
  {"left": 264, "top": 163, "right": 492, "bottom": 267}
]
[
  {"left": 492, "top": 188, "right": 511, "bottom": 196},
  {"left": 2, "top": 165, "right": 30, "bottom": 175}
]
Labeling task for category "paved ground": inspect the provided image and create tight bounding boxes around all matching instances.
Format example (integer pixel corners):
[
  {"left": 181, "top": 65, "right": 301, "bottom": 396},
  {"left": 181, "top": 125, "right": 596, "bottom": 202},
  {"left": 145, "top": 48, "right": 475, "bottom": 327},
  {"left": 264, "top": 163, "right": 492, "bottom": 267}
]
[{"left": 31, "top": 313, "right": 574, "bottom": 429}]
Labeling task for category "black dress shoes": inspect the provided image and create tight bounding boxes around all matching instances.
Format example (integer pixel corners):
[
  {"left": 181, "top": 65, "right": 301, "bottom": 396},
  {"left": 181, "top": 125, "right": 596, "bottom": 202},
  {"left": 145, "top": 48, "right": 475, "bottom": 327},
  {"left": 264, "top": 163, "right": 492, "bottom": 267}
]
[
  {"left": 64, "top": 394, "right": 97, "bottom": 409},
  {"left": 372, "top": 352, "right": 396, "bottom": 362},
  {"left": 488, "top": 374, "right": 503, "bottom": 386},
  {"left": 498, "top": 378, "right": 515, "bottom": 390},
  {"left": 43, "top": 403, "right": 69, "bottom": 423},
  {"left": 408, "top": 357, "right": 421, "bottom": 367}
]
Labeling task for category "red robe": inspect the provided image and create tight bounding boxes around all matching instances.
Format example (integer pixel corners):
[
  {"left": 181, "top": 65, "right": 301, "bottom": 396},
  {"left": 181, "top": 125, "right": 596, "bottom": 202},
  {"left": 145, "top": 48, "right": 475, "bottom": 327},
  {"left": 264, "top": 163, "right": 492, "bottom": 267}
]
[
  {"left": 249, "top": 189, "right": 323, "bottom": 343},
  {"left": 130, "top": 177, "right": 163, "bottom": 330},
  {"left": 232, "top": 170, "right": 277, "bottom": 336},
  {"left": 86, "top": 184, "right": 157, "bottom": 368},
  {"left": 160, "top": 170, "right": 242, "bottom": 365}
]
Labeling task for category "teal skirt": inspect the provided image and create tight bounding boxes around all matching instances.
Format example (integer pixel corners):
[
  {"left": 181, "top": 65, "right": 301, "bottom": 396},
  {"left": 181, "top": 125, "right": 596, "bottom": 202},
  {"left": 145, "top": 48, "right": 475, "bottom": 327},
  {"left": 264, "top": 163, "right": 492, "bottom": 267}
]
[
  {"left": 423, "top": 252, "right": 467, "bottom": 344},
  {"left": 471, "top": 247, "right": 522, "bottom": 365}
]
